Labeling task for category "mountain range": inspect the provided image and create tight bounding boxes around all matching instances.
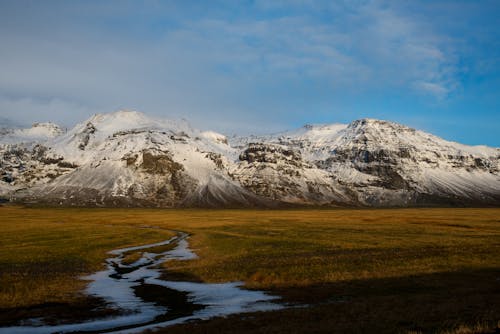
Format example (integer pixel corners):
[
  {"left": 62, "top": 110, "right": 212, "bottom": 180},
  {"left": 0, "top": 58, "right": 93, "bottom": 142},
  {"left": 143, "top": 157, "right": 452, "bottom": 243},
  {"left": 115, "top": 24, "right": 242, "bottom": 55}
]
[{"left": 1, "top": 110, "right": 499, "bottom": 207}]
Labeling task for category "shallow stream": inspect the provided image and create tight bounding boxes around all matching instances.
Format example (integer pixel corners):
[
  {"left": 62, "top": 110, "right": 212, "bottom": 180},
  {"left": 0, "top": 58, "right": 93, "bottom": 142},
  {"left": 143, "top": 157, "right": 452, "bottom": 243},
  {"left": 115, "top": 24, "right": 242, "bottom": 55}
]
[{"left": 0, "top": 232, "right": 281, "bottom": 334}]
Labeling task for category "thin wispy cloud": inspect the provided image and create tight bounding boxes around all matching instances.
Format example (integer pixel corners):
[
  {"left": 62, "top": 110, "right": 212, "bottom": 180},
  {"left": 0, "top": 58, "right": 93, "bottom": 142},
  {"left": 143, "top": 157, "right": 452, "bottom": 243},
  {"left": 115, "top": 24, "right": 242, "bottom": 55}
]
[{"left": 414, "top": 82, "right": 449, "bottom": 100}]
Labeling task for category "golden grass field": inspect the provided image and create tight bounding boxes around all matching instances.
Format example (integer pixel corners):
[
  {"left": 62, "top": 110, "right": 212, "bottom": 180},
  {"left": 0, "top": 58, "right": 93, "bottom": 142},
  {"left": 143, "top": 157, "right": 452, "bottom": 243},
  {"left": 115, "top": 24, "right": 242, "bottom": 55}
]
[{"left": 1, "top": 206, "right": 500, "bottom": 333}]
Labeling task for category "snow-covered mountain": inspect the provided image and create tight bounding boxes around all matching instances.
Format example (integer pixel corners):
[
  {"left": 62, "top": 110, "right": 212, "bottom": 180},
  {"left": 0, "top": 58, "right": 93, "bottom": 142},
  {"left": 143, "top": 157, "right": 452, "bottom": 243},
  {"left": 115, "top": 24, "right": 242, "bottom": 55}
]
[{"left": 1, "top": 111, "right": 499, "bottom": 207}]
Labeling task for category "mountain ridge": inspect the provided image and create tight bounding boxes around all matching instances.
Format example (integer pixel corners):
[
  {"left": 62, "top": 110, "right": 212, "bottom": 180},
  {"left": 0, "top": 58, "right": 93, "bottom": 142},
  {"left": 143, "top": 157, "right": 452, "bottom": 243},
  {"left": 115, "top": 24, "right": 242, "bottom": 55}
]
[{"left": 1, "top": 110, "right": 499, "bottom": 207}]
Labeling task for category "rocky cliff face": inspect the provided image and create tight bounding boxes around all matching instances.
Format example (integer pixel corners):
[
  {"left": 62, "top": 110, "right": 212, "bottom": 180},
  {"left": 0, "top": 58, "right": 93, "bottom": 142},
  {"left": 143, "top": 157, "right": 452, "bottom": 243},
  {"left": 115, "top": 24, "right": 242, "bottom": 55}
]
[
  {"left": 232, "top": 143, "right": 348, "bottom": 205},
  {"left": 1, "top": 111, "right": 499, "bottom": 207}
]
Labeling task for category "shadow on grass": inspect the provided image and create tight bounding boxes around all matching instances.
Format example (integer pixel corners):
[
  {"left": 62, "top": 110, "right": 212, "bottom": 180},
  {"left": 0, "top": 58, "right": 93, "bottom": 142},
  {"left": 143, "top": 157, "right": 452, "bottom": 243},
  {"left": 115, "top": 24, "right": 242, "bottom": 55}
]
[
  {"left": 133, "top": 282, "right": 205, "bottom": 321},
  {"left": 152, "top": 268, "right": 500, "bottom": 334},
  {"left": 0, "top": 295, "right": 121, "bottom": 327},
  {"left": 2, "top": 268, "right": 499, "bottom": 333}
]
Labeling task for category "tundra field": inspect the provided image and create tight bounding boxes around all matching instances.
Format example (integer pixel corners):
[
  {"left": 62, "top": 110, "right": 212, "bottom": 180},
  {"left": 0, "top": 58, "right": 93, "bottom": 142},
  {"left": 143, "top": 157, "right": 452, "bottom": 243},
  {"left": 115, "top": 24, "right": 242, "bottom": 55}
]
[{"left": 1, "top": 206, "right": 500, "bottom": 333}]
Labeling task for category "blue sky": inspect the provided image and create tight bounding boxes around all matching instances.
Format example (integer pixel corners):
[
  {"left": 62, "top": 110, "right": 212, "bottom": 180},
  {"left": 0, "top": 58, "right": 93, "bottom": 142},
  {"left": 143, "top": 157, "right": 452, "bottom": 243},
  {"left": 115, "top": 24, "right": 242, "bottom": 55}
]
[{"left": 0, "top": 0, "right": 499, "bottom": 145}]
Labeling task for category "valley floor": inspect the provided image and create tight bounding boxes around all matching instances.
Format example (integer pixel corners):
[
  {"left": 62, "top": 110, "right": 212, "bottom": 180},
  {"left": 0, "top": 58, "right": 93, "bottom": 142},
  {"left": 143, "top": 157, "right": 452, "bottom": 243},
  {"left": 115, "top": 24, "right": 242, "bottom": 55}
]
[{"left": 1, "top": 206, "right": 500, "bottom": 333}]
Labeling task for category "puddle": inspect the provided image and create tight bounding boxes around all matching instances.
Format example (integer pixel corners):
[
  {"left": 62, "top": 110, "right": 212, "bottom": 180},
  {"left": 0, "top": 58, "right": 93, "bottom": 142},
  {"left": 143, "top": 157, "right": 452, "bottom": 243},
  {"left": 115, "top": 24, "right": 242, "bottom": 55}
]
[{"left": 0, "top": 232, "right": 281, "bottom": 334}]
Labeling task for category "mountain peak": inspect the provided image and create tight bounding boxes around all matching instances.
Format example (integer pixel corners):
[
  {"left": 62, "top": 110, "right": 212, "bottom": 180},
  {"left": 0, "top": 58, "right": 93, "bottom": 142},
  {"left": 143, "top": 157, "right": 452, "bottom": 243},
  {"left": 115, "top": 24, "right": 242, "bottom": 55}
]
[
  {"left": 345, "top": 118, "right": 416, "bottom": 139},
  {"left": 87, "top": 110, "right": 151, "bottom": 126},
  {"left": 2, "top": 111, "right": 499, "bottom": 207},
  {"left": 349, "top": 118, "right": 400, "bottom": 128},
  {"left": 75, "top": 110, "right": 193, "bottom": 138},
  {"left": 0, "top": 121, "right": 64, "bottom": 144},
  {"left": 31, "top": 122, "right": 64, "bottom": 132}
]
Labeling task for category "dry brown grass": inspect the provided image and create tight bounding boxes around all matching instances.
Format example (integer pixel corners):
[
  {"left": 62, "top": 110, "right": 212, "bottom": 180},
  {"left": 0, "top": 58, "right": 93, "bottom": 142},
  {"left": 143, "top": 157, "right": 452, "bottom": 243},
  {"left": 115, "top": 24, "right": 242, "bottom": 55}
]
[
  {"left": 1, "top": 206, "right": 500, "bottom": 333},
  {"left": 161, "top": 208, "right": 500, "bottom": 290},
  {"left": 0, "top": 205, "right": 175, "bottom": 309},
  {"left": 438, "top": 322, "right": 498, "bottom": 334}
]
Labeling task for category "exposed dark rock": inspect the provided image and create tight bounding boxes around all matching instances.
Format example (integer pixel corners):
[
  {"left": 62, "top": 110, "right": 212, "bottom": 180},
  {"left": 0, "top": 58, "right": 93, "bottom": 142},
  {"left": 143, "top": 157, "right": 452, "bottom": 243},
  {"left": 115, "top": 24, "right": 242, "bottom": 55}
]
[
  {"left": 56, "top": 161, "right": 78, "bottom": 169},
  {"left": 239, "top": 143, "right": 302, "bottom": 166},
  {"left": 205, "top": 152, "right": 225, "bottom": 170},
  {"left": 77, "top": 122, "right": 96, "bottom": 150},
  {"left": 141, "top": 151, "right": 183, "bottom": 175}
]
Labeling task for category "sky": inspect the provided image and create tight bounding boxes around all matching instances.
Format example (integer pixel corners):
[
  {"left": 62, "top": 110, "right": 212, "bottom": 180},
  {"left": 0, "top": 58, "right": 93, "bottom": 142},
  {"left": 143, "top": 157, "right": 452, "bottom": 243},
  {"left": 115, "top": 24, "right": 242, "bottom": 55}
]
[{"left": 0, "top": 1, "right": 499, "bottom": 146}]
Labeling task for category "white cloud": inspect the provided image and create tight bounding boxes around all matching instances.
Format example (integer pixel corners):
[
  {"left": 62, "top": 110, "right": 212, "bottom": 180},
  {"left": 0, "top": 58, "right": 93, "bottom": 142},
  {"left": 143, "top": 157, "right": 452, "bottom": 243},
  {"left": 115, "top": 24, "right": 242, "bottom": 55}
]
[
  {"left": 413, "top": 81, "right": 449, "bottom": 99},
  {"left": 162, "top": 2, "right": 458, "bottom": 96},
  {"left": 0, "top": 1, "right": 464, "bottom": 131}
]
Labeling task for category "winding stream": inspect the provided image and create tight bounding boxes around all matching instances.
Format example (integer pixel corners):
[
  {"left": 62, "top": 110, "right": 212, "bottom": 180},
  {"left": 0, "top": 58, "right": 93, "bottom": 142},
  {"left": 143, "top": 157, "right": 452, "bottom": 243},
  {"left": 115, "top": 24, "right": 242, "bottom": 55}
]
[{"left": 0, "top": 232, "right": 282, "bottom": 334}]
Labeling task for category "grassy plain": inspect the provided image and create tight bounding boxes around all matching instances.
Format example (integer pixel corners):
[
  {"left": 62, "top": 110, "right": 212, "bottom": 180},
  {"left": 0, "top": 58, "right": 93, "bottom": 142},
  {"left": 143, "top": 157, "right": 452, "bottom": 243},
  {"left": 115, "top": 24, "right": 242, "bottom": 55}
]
[
  {"left": 1, "top": 206, "right": 499, "bottom": 333},
  {"left": 0, "top": 206, "right": 176, "bottom": 324}
]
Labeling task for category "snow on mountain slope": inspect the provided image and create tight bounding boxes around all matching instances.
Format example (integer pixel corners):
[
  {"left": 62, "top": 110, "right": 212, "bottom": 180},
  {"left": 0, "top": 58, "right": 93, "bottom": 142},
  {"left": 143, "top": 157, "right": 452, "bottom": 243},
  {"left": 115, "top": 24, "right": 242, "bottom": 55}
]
[
  {"left": 230, "top": 123, "right": 347, "bottom": 161},
  {"left": 8, "top": 110, "right": 262, "bottom": 207},
  {"left": 306, "top": 119, "right": 499, "bottom": 205},
  {"left": 230, "top": 118, "right": 499, "bottom": 206},
  {"left": 0, "top": 122, "right": 67, "bottom": 196},
  {"left": 231, "top": 142, "right": 352, "bottom": 205},
  {"left": 0, "top": 122, "right": 64, "bottom": 144},
  {"left": 1, "top": 111, "right": 499, "bottom": 207},
  {"left": 49, "top": 111, "right": 192, "bottom": 163}
]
